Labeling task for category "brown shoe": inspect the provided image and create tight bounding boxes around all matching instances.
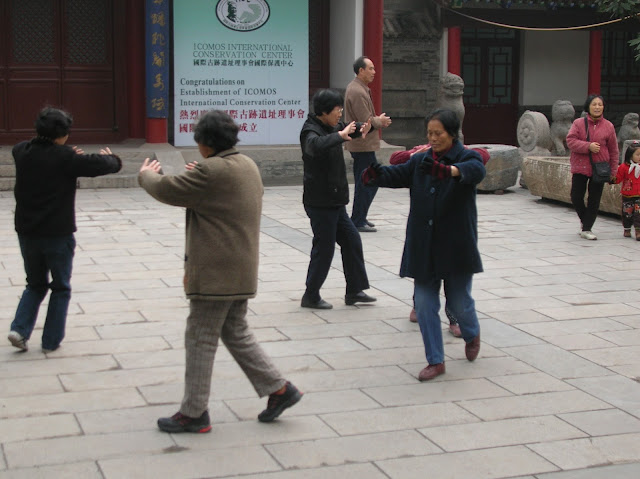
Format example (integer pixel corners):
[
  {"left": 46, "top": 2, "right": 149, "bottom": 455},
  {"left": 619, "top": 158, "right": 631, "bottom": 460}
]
[
  {"left": 636, "top": 229, "right": 640, "bottom": 241},
  {"left": 624, "top": 229, "right": 631, "bottom": 238},
  {"left": 418, "top": 362, "right": 445, "bottom": 381},
  {"left": 465, "top": 334, "right": 481, "bottom": 362},
  {"left": 409, "top": 308, "right": 417, "bottom": 323}
]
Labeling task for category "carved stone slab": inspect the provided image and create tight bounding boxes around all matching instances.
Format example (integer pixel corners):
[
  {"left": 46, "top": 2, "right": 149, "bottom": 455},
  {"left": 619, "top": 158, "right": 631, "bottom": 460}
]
[{"left": 521, "top": 156, "right": 620, "bottom": 215}]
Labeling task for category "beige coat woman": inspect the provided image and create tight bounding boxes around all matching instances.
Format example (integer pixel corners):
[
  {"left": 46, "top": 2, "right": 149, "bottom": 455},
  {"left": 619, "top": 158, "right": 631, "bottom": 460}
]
[{"left": 138, "top": 147, "right": 262, "bottom": 300}]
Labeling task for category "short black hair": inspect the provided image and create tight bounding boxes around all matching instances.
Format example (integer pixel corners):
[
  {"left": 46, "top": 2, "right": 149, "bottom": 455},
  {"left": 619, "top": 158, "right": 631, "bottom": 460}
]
[
  {"left": 353, "top": 56, "right": 369, "bottom": 75},
  {"left": 583, "top": 94, "right": 605, "bottom": 114},
  {"left": 193, "top": 110, "right": 239, "bottom": 152},
  {"left": 35, "top": 107, "right": 73, "bottom": 140},
  {"left": 425, "top": 109, "right": 460, "bottom": 140},
  {"left": 312, "top": 89, "right": 343, "bottom": 116},
  {"left": 624, "top": 140, "right": 640, "bottom": 165}
]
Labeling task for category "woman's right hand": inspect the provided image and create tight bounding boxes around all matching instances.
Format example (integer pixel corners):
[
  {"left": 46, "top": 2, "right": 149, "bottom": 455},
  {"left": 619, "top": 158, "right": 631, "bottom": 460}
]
[
  {"left": 140, "top": 157, "right": 162, "bottom": 174},
  {"left": 589, "top": 142, "right": 601, "bottom": 154},
  {"left": 339, "top": 121, "right": 357, "bottom": 141}
]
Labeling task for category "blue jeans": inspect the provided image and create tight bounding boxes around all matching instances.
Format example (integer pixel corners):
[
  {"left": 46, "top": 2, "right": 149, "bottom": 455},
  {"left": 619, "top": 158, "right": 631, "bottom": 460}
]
[
  {"left": 350, "top": 151, "right": 378, "bottom": 227},
  {"left": 414, "top": 273, "right": 480, "bottom": 365},
  {"left": 11, "top": 234, "right": 75, "bottom": 350}
]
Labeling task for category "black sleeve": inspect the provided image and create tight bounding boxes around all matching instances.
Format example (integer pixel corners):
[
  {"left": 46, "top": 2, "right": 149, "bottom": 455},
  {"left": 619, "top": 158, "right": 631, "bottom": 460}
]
[
  {"left": 63, "top": 148, "right": 123, "bottom": 178},
  {"left": 302, "top": 129, "right": 344, "bottom": 157},
  {"left": 347, "top": 122, "right": 364, "bottom": 139}
]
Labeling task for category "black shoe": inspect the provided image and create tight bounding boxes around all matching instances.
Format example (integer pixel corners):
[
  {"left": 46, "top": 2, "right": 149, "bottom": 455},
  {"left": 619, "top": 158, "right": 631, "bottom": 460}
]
[
  {"left": 301, "top": 296, "right": 333, "bottom": 309},
  {"left": 258, "top": 382, "right": 303, "bottom": 423},
  {"left": 365, "top": 220, "right": 376, "bottom": 227},
  {"left": 157, "top": 411, "right": 212, "bottom": 433},
  {"left": 357, "top": 225, "right": 377, "bottom": 233},
  {"left": 345, "top": 291, "right": 377, "bottom": 306}
]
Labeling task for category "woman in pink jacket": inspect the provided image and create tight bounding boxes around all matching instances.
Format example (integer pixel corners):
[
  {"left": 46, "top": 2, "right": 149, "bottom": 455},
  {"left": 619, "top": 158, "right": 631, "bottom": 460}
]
[{"left": 566, "top": 94, "right": 619, "bottom": 240}]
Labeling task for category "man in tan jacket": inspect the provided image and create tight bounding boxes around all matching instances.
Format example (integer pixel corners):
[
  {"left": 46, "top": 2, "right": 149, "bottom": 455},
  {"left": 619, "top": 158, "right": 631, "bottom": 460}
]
[
  {"left": 139, "top": 110, "right": 302, "bottom": 433},
  {"left": 344, "top": 56, "right": 392, "bottom": 232}
]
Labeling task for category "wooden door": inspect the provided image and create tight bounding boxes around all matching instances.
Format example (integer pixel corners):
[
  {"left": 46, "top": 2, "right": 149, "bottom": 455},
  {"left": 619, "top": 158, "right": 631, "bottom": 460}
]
[
  {"left": 308, "top": 0, "right": 330, "bottom": 94},
  {"left": 0, "top": 0, "right": 127, "bottom": 143},
  {"left": 461, "top": 28, "right": 519, "bottom": 145}
]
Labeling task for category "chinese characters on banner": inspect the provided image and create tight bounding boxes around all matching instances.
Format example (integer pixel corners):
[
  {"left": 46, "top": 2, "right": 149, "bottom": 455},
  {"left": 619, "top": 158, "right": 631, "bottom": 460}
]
[
  {"left": 173, "top": 0, "right": 309, "bottom": 146},
  {"left": 146, "top": 0, "right": 169, "bottom": 118}
]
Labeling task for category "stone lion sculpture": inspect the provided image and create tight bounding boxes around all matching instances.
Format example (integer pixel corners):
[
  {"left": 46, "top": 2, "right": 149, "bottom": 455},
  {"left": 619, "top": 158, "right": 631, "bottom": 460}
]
[
  {"left": 549, "top": 100, "right": 575, "bottom": 156},
  {"left": 434, "top": 72, "right": 465, "bottom": 143},
  {"left": 618, "top": 113, "right": 640, "bottom": 161}
]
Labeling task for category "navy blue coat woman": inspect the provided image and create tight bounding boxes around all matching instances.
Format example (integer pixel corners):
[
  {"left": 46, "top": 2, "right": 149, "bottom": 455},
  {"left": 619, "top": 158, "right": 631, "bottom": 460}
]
[
  {"left": 363, "top": 109, "right": 485, "bottom": 381},
  {"left": 378, "top": 140, "right": 485, "bottom": 281}
]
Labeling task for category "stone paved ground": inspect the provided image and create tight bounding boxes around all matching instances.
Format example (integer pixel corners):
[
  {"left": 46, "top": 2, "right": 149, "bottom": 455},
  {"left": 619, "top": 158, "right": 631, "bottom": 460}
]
[{"left": 1, "top": 184, "right": 640, "bottom": 479}]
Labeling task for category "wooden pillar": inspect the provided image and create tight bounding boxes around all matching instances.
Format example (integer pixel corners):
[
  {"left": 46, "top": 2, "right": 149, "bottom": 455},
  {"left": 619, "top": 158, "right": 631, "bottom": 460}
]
[
  {"left": 363, "top": 0, "right": 384, "bottom": 115},
  {"left": 447, "top": 27, "right": 461, "bottom": 75},
  {"left": 145, "top": 0, "right": 169, "bottom": 143},
  {"left": 588, "top": 30, "right": 602, "bottom": 95},
  {"left": 126, "top": 0, "right": 145, "bottom": 139}
]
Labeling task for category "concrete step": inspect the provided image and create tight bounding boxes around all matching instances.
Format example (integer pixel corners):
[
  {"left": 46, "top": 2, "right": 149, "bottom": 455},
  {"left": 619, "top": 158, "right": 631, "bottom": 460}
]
[{"left": 0, "top": 141, "right": 404, "bottom": 190}]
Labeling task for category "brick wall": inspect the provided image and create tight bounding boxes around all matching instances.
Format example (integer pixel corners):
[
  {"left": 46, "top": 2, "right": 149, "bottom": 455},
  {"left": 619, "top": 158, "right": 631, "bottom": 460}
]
[{"left": 382, "top": 4, "right": 442, "bottom": 149}]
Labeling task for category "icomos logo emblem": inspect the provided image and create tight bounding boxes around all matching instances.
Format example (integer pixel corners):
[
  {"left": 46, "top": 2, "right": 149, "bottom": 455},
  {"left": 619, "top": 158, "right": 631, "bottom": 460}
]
[{"left": 216, "top": 0, "right": 270, "bottom": 32}]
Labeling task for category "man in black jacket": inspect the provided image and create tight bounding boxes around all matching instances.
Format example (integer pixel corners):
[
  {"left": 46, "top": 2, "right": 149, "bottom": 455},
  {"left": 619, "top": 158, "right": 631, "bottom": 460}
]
[
  {"left": 8, "top": 108, "right": 122, "bottom": 353},
  {"left": 299, "top": 89, "right": 376, "bottom": 309}
]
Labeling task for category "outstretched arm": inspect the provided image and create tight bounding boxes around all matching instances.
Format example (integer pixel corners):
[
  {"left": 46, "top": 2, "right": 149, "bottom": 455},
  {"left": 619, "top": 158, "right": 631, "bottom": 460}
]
[
  {"left": 138, "top": 158, "right": 208, "bottom": 209},
  {"left": 66, "top": 146, "right": 122, "bottom": 177}
]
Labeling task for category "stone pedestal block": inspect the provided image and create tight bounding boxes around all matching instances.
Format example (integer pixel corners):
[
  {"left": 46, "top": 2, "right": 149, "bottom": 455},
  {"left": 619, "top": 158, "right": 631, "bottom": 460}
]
[
  {"left": 521, "top": 156, "right": 621, "bottom": 215},
  {"left": 468, "top": 144, "right": 520, "bottom": 193}
]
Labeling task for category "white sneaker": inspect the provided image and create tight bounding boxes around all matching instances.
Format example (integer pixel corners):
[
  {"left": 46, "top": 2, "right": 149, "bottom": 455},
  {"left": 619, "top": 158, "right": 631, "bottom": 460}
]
[
  {"left": 580, "top": 230, "right": 597, "bottom": 240},
  {"left": 8, "top": 330, "right": 28, "bottom": 351}
]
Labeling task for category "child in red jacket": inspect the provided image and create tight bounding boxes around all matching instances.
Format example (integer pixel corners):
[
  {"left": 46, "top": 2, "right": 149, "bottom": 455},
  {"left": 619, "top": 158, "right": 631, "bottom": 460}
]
[{"left": 615, "top": 141, "right": 640, "bottom": 239}]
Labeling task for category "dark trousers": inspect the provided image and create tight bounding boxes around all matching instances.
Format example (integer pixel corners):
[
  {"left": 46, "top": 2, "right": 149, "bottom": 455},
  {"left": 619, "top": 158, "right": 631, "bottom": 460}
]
[
  {"left": 570, "top": 173, "right": 605, "bottom": 232},
  {"left": 350, "top": 151, "right": 378, "bottom": 227},
  {"left": 621, "top": 196, "right": 640, "bottom": 230},
  {"left": 303, "top": 205, "right": 369, "bottom": 301},
  {"left": 11, "top": 234, "right": 75, "bottom": 350}
]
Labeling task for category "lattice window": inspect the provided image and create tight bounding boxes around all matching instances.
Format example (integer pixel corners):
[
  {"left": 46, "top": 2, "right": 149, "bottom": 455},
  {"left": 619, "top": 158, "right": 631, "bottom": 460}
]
[
  {"left": 462, "top": 47, "right": 481, "bottom": 104},
  {"left": 461, "top": 28, "right": 516, "bottom": 105},
  {"left": 488, "top": 47, "right": 512, "bottom": 105},
  {"left": 67, "top": 0, "right": 107, "bottom": 65},
  {"left": 601, "top": 31, "right": 640, "bottom": 104},
  {"left": 461, "top": 28, "right": 515, "bottom": 42},
  {"left": 11, "top": 0, "right": 55, "bottom": 64}
]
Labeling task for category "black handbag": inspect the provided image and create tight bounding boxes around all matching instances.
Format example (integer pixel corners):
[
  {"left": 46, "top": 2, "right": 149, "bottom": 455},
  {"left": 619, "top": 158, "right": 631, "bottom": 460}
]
[{"left": 584, "top": 116, "right": 610, "bottom": 183}]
